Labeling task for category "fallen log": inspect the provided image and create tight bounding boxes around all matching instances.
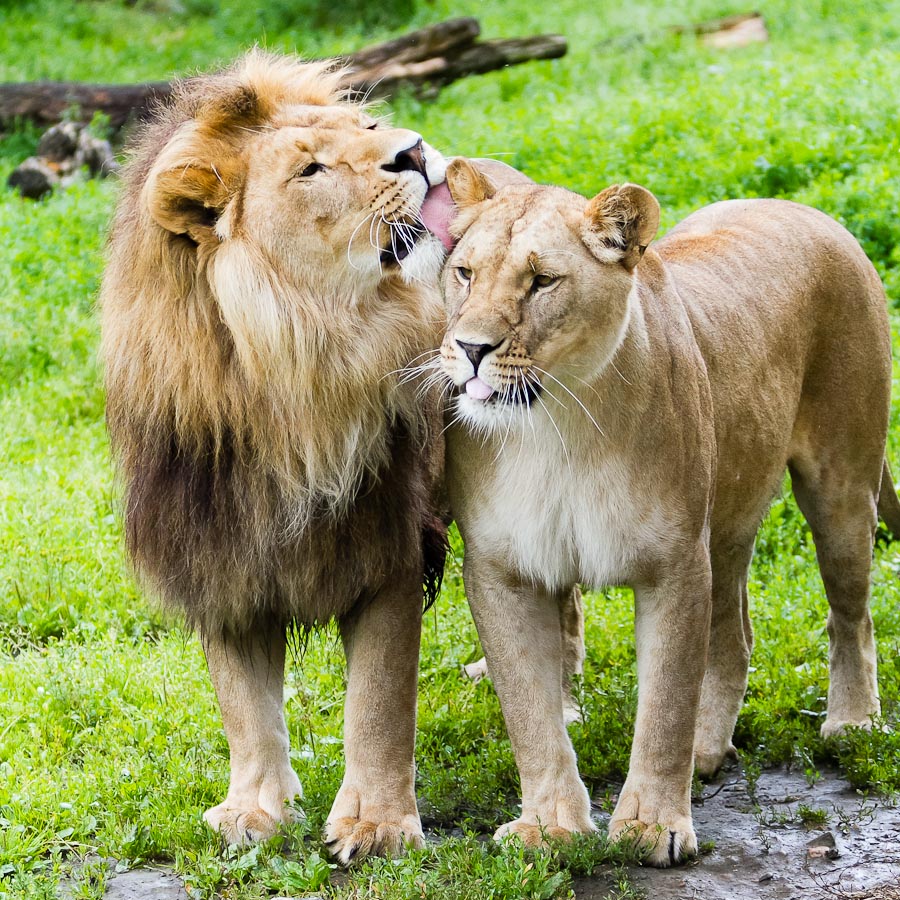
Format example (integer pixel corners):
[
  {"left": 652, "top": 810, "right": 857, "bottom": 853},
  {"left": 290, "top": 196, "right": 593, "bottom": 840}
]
[{"left": 0, "top": 18, "right": 566, "bottom": 129}]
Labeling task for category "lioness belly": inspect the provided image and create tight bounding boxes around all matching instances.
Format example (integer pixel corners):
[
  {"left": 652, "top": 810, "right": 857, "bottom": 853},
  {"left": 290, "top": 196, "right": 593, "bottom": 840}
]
[{"left": 456, "top": 433, "right": 666, "bottom": 591}]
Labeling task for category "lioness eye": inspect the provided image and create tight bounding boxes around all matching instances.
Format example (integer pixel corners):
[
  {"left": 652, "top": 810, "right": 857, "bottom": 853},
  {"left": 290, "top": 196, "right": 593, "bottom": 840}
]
[
  {"left": 533, "top": 273, "right": 559, "bottom": 290},
  {"left": 456, "top": 267, "right": 473, "bottom": 284},
  {"left": 366, "top": 123, "right": 378, "bottom": 130},
  {"left": 298, "top": 162, "right": 325, "bottom": 177}
]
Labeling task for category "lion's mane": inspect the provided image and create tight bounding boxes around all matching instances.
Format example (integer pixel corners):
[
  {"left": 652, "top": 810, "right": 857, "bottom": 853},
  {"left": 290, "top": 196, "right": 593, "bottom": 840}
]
[{"left": 101, "top": 52, "right": 446, "bottom": 635}]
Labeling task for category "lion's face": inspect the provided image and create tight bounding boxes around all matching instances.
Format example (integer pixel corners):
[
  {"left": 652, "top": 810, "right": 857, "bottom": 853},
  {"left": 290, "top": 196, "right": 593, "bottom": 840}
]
[
  {"left": 221, "top": 106, "right": 447, "bottom": 287},
  {"left": 146, "top": 86, "right": 449, "bottom": 300},
  {"left": 103, "top": 52, "right": 456, "bottom": 529},
  {"left": 438, "top": 160, "right": 659, "bottom": 434}
]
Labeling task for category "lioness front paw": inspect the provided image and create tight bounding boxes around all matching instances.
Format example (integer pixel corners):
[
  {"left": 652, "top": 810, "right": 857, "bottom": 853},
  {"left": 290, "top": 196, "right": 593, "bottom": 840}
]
[
  {"left": 204, "top": 801, "right": 302, "bottom": 846},
  {"left": 324, "top": 814, "right": 424, "bottom": 864},
  {"left": 820, "top": 716, "right": 880, "bottom": 739},
  {"left": 608, "top": 813, "right": 697, "bottom": 867},
  {"left": 494, "top": 818, "right": 587, "bottom": 848}
]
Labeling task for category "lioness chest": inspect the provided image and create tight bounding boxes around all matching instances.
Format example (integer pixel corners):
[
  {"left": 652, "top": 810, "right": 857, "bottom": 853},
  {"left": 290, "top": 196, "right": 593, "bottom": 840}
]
[{"left": 449, "top": 425, "right": 671, "bottom": 591}]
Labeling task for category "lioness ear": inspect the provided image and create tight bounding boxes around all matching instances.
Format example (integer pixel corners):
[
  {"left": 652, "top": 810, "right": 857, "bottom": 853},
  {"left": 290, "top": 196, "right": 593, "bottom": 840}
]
[
  {"left": 583, "top": 183, "right": 660, "bottom": 271},
  {"left": 446, "top": 158, "right": 496, "bottom": 209}
]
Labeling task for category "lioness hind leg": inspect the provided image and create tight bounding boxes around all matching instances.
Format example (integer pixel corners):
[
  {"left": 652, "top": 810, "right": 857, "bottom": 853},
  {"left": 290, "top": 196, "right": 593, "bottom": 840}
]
[
  {"left": 202, "top": 626, "right": 303, "bottom": 845},
  {"left": 325, "top": 577, "right": 425, "bottom": 865},
  {"left": 789, "top": 460, "right": 881, "bottom": 737},
  {"left": 693, "top": 539, "right": 755, "bottom": 778}
]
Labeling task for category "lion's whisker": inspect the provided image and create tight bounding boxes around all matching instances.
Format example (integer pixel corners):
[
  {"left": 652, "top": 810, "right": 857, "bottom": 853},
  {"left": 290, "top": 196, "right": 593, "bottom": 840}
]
[{"left": 347, "top": 210, "right": 376, "bottom": 271}]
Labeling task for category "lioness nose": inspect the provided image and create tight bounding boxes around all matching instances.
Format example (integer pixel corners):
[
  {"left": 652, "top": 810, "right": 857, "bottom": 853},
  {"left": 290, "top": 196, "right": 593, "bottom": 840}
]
[
  {"left": 383, "top": 139, "right": 427, "bottom": 178},
  {"left": 457, "top": 340, "right": 502, "bottom": 373}
]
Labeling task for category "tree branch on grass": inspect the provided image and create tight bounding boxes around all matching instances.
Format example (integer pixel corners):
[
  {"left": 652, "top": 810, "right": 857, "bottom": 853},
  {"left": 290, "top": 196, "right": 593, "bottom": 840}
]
[{"left": 0, "top": 18, "right": 567, "bottom": 130}]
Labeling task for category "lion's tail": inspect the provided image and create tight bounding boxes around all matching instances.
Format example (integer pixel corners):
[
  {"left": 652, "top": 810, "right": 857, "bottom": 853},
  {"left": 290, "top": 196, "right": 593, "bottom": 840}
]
[{"left": 878, "top": 459, "right": 900, "bottom": 538}]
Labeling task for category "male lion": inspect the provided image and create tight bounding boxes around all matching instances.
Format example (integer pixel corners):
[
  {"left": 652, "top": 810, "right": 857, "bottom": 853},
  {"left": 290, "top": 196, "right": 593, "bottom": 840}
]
[
  {"left": 100, "top": 51, "right": 467, "bottom": 863},
  {"left": 437, "top": 159, "right": 900, "bottom": 866}
]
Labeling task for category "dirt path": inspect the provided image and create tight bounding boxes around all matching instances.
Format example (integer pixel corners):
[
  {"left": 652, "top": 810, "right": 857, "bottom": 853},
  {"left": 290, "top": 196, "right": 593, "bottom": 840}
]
[{"left": 576, "top": 765, "right": 900, "bottom": 900}]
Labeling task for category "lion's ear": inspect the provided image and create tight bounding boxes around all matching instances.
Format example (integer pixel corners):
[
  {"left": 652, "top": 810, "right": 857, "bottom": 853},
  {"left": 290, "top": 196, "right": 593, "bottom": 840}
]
[
  {"left": 144, "top": 160, "right": 233, "bottom": 243},
  {"left": 446, "top": 158, "right": 496, "bottom": 210},
  {"left": 583, "top": 183, "right": 659, "bottom": 271}
]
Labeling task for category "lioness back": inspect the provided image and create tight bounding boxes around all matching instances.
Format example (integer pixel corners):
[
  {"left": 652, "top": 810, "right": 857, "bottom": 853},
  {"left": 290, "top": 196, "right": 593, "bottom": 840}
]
[{"left": 655, "top": 198, "right": 890, "bottom": 532}]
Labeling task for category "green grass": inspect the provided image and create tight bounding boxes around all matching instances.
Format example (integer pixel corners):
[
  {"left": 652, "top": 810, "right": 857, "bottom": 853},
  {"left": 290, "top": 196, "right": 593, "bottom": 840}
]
[{"left": 2, "top": 0, "right": 900, "bottom": 898}]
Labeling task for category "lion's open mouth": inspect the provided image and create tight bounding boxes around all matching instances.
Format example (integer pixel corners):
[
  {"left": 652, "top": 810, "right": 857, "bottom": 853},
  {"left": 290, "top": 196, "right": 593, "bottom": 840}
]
[
  {"left": 380, "top": 219, "right": 427, "bottom": 266},
  {"left": 379, "top": 181, "right": 456, "bottom": 266}
]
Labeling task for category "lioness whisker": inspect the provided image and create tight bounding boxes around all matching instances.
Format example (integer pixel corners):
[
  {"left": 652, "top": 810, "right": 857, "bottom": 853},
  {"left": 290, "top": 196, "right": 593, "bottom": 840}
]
[
  {"left": 532, "top": 386, "right": 570, "bottom": 465},
  {"left": 534, "top": 366, "right": 605, "bottom": 438}
]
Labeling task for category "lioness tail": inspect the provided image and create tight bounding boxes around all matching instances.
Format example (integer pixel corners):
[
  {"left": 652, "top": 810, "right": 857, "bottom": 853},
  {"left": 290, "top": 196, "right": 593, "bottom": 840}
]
[{"left": 878, "top": 459, "right": 900, "bottom": 538}]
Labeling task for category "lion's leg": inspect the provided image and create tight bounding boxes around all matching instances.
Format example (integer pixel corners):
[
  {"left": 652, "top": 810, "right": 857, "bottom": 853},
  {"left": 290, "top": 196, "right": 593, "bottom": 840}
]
[
  {"left": 325, "top": 578, "right": 424, "bottom": 864},
  {"left": 465, "top": 560, "right": 593, "bottom": 846},
  {"left": 789, "top": 462, "right": 881, "bottom": 737},
  {"left": 693, "top": 539, "right": 755, "bottom": 778},
  {"left": 202, "top": 625, "right": 303, "bottom": 845},
  {"left": 560, "top": 585, "right": 586, "bottom": 725},
  {"left": 609, "top": 544, "right": 711, "bottom": 867}
]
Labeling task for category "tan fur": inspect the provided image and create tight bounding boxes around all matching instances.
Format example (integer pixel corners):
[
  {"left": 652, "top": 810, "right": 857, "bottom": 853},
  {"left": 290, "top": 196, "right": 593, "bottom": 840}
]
[
  {"left": 100, "top": 51, "right": 451, "bottom": 861},
  {"left": 439, "top": 160, "right": 896, "bottom": 866}
]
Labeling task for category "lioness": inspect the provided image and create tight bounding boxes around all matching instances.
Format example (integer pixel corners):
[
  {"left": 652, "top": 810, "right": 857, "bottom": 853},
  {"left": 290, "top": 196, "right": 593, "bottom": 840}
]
[
  {"left": 437, "top": 159, "right": 900, "bottom": 866},
  {"left": 101, "top": 51, "right": 475, "bottom": 863}
]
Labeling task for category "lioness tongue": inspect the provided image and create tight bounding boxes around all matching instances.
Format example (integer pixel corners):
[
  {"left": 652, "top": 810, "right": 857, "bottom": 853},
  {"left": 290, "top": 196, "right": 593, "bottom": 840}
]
[
  {"left": 421, "top": 181, "right": 455, "bottom": 251},
  {"left": 465, "top": 377, "right": 494, "bottom": 400}
]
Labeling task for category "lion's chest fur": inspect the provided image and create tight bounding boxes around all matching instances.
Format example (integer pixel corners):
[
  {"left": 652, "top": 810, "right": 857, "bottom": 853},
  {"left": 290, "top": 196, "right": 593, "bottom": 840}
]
[{"left": 453, "top": 423, "right": 670, "bottom": 591}]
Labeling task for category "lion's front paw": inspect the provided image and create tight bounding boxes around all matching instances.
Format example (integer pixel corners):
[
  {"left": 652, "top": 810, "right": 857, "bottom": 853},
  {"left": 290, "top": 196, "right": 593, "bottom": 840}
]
[
  {"left": 494, "top": 819, "right": 584, "bottom": 848},
  {"left": 204, "top": 801, "right": 301, "bottom": 846},
  {"left": 324, "top": 814, "right": 424, "bottom": 865},
  {"left": 608, "top": 811, "right": 697, "bottom": 867}
]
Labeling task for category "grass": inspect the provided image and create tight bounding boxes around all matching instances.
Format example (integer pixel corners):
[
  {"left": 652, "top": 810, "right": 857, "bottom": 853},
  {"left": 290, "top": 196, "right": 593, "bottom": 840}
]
[{"left": 1, "top": 0, "right": 900, "bottom": 897}]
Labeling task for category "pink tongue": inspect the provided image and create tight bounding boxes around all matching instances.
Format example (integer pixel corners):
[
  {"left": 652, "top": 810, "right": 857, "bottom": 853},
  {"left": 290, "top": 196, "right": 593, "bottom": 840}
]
[
  {"left": 421, "top": 181, "right": 456, "bottom": 251},
  {"left": 465, "top": 377, "right": 494, "bottom": 400}
]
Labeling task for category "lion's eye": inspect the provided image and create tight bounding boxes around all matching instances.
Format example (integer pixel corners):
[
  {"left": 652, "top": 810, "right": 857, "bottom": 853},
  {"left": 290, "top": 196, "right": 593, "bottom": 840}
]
[
  {"left": 366, "top": 123, "right": 378, "bottom": 131},
  {"left": 298, "top": 162, "right": 325, "bottom": 178},
  {"left": 456, "top": 267, "right": 473, "bottom": 285},
  {"left": 532, "top": 273, "right": 559, "bottom": 290}
]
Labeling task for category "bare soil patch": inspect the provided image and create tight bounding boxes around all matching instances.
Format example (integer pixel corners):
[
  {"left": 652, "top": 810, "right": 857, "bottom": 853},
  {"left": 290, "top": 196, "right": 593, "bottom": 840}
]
[{"left": 577, "top": 765, "right": 900, "bottom": 900}]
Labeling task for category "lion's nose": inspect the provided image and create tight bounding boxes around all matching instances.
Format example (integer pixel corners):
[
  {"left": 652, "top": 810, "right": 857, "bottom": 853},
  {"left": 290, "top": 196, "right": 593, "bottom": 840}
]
[
  {"left": 382, "top": 139, "right": 427, "bottom": 179},
  {"left": 457, "top": 339, "right": 502, "bottom": 373}
]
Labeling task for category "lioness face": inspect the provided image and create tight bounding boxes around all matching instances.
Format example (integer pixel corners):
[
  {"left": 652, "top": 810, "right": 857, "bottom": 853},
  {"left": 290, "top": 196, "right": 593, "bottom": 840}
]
[{"left": 439, "top": 161, "right": 654, "bottom": 434}]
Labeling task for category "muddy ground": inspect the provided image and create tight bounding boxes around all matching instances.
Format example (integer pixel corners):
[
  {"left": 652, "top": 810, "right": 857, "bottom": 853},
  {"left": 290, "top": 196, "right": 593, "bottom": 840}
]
[
  {"left": 577, "top": 765, "right": 900, "bottom": 900},
  {"left": 58, "top": 766, "right": 899, "bottom": 899}
]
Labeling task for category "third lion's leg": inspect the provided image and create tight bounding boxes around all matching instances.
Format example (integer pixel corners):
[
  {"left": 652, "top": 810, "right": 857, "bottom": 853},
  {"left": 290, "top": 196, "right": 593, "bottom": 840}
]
[
  {"left": 464, "top": 559, "right": 593, "bottom": 846},
  {"left": 609, "top": 545, "right": 711, "bottom": 867},
  {"left": 693, "top": 539, "right": 755, "bottom": 777},
  {"left": 203, "top": 624, "right": 303, "bottom": 845},
  {"left": 560, "top": 585, "right": 586, "bottom": 725}
]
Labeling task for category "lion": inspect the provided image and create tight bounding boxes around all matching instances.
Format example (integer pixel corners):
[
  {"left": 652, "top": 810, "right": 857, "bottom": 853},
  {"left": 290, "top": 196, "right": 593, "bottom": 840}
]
[
  {"left": 436, "top": 159, "right": 900, "bottom": 866},
  {"left": 99, "top": 50, "right": 474, "bottom": 863}
]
